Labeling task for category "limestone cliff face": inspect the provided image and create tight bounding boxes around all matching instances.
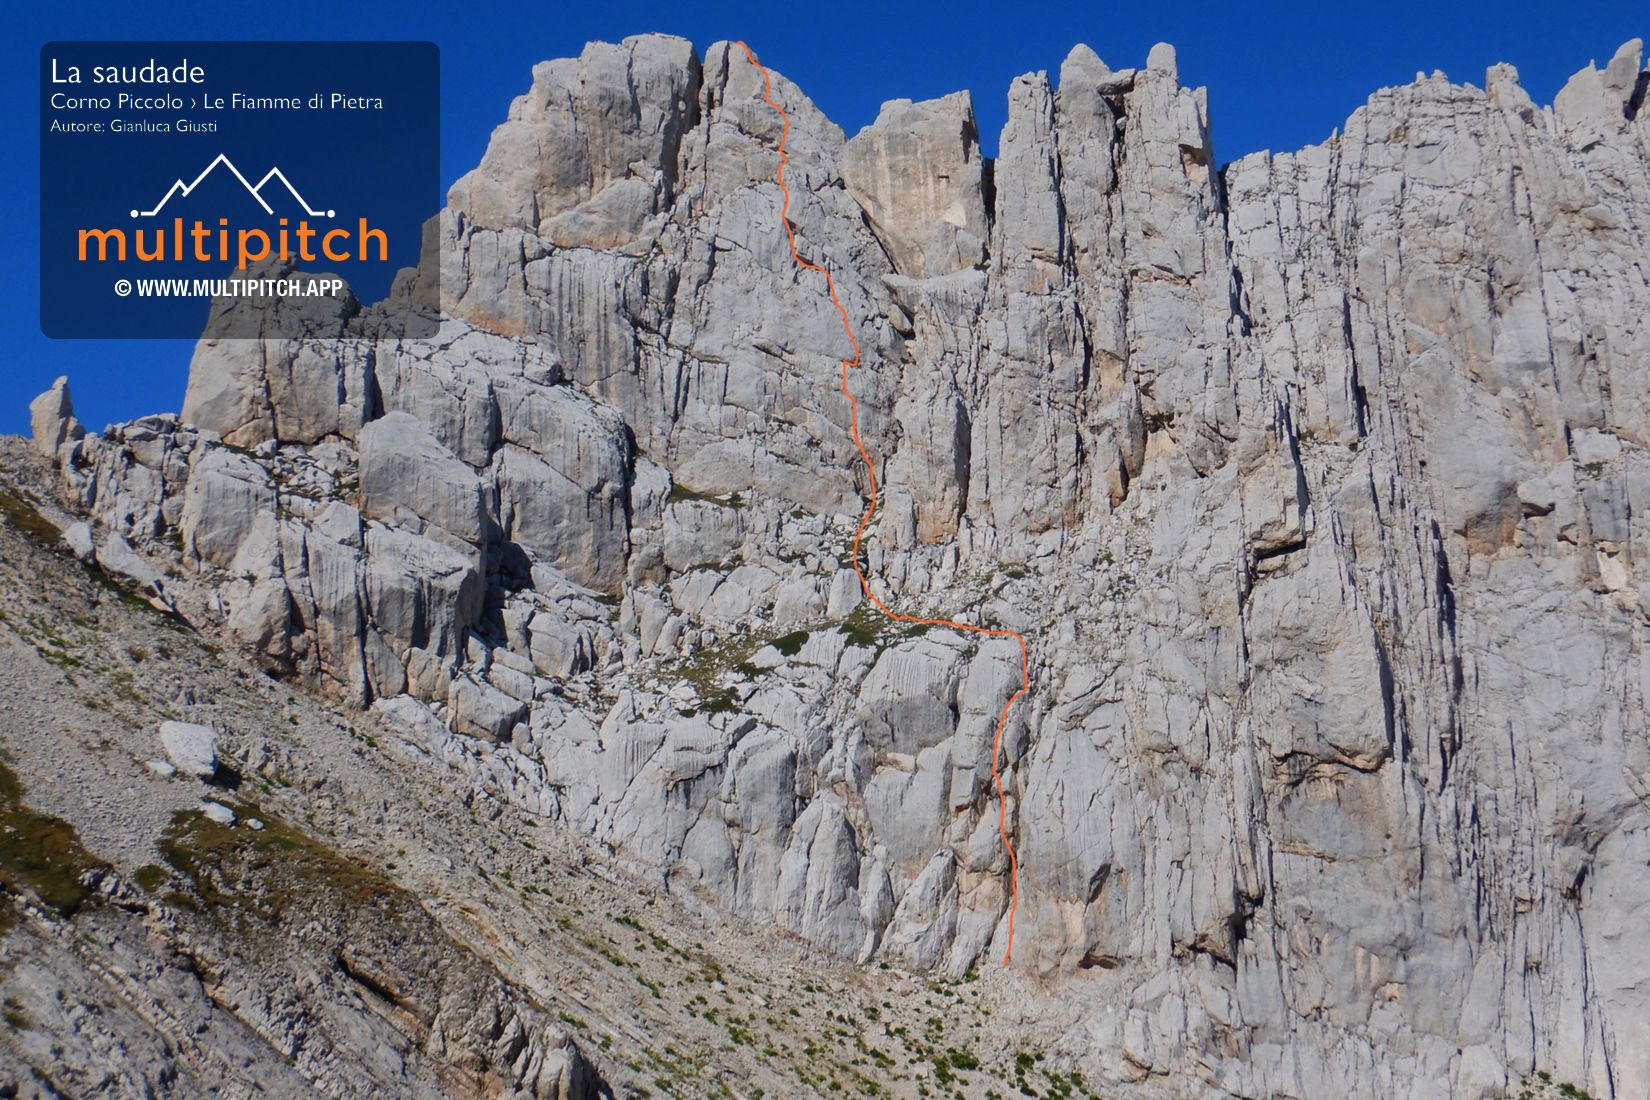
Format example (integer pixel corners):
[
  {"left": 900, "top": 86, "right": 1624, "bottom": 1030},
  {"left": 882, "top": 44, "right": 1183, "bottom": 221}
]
[{"left": 32, "top": 33, "right": 1650, "bottom": 1099}]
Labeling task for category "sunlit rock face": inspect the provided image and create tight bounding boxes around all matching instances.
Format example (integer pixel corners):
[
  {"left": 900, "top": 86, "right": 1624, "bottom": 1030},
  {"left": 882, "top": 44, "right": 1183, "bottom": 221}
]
[{"left": 36, "top": 33, "right": 1650, "bottom": 1100}]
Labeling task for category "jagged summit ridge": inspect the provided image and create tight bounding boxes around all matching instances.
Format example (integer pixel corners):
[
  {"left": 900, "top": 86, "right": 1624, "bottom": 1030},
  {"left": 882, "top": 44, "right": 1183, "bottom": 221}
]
[{"left": 26, "top": 32, "right": 1650, "bottom": 1100}]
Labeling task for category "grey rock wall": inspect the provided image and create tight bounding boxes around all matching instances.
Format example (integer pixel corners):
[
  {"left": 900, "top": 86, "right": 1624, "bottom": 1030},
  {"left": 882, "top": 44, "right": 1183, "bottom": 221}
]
[{"left": 32, "top": 32, "right": 1650, "bottom": 1100}]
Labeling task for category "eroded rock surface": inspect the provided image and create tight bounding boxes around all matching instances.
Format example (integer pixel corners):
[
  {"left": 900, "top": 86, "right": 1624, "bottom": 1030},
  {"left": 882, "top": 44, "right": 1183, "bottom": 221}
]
[
  {"left": 842, "top": 92, "right": 991, "bottom": 276},
  {"left": 24, "top": 32, "right": 1650, "bottom": 1100}
]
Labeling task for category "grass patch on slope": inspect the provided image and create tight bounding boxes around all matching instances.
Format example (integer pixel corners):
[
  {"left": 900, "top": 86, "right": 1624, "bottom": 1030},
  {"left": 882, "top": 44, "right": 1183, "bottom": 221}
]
[
  {"left": 838, "top": 605, "right": 930, "bottom": 651},
  {"left": 0, "top": 760, "right": 107, "bottom": 920},
  {"left": 159, "top": 803, "right": 393, "bottom": 924},
  {"left": 0, "top": 489, "right": 60, "bottom": 546}
]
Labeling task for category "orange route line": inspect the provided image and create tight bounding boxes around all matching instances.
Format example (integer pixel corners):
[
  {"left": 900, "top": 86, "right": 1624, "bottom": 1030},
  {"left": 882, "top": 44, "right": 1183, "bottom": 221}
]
[{"left": 736, "top": 41, "right": 1027, "bottom": 965}]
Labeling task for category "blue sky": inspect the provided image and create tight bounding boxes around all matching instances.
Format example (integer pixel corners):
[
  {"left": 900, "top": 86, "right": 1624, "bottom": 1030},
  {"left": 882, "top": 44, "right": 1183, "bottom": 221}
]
[{"left": 4, "top": 0, "right": 1643, "bottom": 436}]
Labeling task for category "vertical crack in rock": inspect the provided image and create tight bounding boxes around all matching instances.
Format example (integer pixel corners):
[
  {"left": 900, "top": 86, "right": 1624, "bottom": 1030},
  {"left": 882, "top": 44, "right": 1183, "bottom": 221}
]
[{"left": 21, "top": 30, "right": 1650, "bottom": 1100}]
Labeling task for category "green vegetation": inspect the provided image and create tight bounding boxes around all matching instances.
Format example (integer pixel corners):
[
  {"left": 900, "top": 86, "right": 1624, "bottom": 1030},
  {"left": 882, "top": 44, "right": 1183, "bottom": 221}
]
[
  {"left": 0, "top": 485, "right": 182, "bottom": 625},
  {"left": 671, "top": 619, "right": 826, "bottom": 714},
  {"left": 3, "top": 997, "right": 28, "bottom": 1030},
  {"left": 839, "top": 605, "right": 931, "bottom": 650},
  {"left": 0, "top": 489, "right": 60, "bottom": 545},
  {"left": 0, "top": 760, "right": 108, "bottom": 917},
  {"left": 671, "top": 634, "right": 749, "bottom": 715},
  {"left": 695, "top": 689, "right": 741, "bottom": 716},
  {"left": 159, "top": 802, "right": 392, "bottom": 923},
  {"left": 1521, "top": 1074, "right": 1601, "bottom": 1100},
  {"left": 663, "top": 579, "right": 968, "bottom": 718},
  {"left": 666, "top": 484, "right": 745, "bottom": 509},
  {"left": 772, "top": 629, "right": 809, "bottom": 656},
  {"left": 132, "top": 864, "right": 168, "bottom": 891},
  {"left": 1037, "top": 1067, "right": 1101, "bottom": 1099},
  {"left": 841, "top": 606, "right": 886, "bottom": 647},
  {"left": 82, "top": 558, "right": 166, "bottom": 616}
]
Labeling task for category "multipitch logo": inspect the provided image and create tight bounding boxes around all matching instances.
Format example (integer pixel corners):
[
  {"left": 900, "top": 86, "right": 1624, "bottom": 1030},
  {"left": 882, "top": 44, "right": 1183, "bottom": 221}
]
[{"left": 76, "top": 153, "right": 389, "bottom": 270}]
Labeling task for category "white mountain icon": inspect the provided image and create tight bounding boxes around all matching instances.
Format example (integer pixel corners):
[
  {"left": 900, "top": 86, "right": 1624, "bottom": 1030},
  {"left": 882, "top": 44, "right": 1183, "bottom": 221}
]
[{"left": 130, "top": 153, "right": 334, "bottom": 219}]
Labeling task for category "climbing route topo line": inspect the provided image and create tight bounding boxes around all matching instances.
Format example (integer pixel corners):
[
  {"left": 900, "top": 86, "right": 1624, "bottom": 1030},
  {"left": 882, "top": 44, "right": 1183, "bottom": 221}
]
[{"left": 735, "top": 40, "right": 1029, "bottom": 965}]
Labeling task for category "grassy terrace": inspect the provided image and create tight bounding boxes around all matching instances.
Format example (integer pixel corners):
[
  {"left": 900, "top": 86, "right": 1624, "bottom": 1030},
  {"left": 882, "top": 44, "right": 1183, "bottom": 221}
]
[{"left": 0, "top": 760, "right": 108, "bottom": 924}]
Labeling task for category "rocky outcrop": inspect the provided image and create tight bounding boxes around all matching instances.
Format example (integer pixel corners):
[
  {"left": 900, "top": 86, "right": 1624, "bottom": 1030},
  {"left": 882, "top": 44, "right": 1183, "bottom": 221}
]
[
  {"left": 360, "top": 411, "right": 488, "bottom": 547},
  {"left": 1555, "top": 37, "right": 1645, "bottom": 148},
  {"left": 448, "top": 34, "right": 701, "bottom": 248},
  {"left": 0, "top": 809, "right": 603, "bottom": 1100},
  {"left": 842, "top": 92, "right": 991, "bottom": 276},
  {"left": 158, "top": 720, "right": 218, "bottom": 779},
  {"left": 26, "top": 31, "right": 1650, "bottom": 1100},
  {"left": 28, "top": 376, "right": 82, "bottom": 460}
]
